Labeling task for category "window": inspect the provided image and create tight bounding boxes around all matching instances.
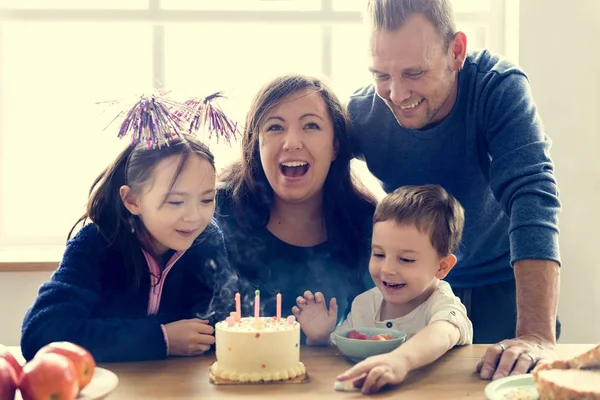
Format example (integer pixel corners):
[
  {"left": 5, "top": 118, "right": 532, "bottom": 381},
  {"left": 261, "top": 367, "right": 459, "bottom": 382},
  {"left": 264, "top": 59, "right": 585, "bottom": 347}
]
[{"left": 0, "top": 0, "right": 513, "bottom": 251}]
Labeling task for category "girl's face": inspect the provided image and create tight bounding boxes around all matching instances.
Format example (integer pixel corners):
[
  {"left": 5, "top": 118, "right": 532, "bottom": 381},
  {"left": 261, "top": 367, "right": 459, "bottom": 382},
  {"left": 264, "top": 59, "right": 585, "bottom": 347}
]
[
  {"left": 258, "top": 89, "right": 337, "bottom": 205},
  {"left": 121, "top": 153, "right": 216, "bottom": 255}
]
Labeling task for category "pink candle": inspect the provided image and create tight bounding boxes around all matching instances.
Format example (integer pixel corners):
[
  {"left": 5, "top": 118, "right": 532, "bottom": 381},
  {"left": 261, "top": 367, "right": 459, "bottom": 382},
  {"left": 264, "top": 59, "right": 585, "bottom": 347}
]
[
  {"left": 235, "top": 292, "right": 241, "bottom": 322},
  {"left": 254, "top": 289, "right": 260, "bottom": 319},
  {"left": 276, "top": 293, "right": 282, "bottom": 322}
]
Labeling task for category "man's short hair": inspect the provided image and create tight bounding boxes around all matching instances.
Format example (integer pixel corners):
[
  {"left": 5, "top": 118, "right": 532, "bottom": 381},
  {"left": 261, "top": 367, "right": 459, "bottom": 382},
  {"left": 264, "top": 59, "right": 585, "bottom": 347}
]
[{"left": 367, "top": 0, "right": 457, "bottom": 47}]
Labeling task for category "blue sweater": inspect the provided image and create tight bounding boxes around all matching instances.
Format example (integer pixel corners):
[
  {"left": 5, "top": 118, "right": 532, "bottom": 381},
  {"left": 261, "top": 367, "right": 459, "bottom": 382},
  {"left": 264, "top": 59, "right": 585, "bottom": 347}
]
[
  {"left": 21, "top": 220, "right": 234, "bottom": 363},
  {"left": 347, "top": 50, "right": 561, "bottom": 288},
  {"left": 214, "top": 188, "right": 372, "bottom": 342}
]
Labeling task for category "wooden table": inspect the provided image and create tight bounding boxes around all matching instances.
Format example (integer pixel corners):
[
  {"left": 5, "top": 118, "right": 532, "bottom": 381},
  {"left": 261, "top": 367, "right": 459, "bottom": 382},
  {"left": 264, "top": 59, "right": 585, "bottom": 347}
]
[{"left": 9, "top": 344, "right": 596, "bottom": 399}]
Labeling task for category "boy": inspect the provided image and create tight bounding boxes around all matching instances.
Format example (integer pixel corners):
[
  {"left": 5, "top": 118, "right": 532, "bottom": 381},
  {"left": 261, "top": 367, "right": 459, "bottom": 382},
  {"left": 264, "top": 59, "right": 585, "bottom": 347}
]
[{"left": 292, "top": 184, "right": 473, "bottom": 394}]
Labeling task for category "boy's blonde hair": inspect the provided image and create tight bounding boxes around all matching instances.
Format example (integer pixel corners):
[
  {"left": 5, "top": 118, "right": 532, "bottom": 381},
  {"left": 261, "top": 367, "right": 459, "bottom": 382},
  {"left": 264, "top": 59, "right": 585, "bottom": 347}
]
[{"left": 374, "top": 184, "right": 465, "bottom": 257}]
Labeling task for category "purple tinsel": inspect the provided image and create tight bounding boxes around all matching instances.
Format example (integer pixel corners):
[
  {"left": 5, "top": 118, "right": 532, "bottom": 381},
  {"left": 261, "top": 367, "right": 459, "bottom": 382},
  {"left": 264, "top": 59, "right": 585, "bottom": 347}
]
[{"left": 102, "top": 91, "right": 238, "bottom": 150}]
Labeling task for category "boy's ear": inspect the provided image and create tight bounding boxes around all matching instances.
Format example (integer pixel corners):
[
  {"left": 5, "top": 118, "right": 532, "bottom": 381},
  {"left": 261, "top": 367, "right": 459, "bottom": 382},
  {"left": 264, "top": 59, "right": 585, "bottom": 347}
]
[
  {"left": 119, "top": 185, "right": 142, "bottom": 216},
  {"left": 435, "top": 254, "right": 457, "bottom": 279}
]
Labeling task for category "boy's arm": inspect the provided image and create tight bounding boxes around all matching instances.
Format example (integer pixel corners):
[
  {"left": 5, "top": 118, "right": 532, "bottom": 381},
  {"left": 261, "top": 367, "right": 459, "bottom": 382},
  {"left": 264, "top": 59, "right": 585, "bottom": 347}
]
[
  {"left": 335, "top": 321, "right": 461, "bottom": 393},
  {"left": 390, "top": 321, "right": 460, "bottom": 372}
]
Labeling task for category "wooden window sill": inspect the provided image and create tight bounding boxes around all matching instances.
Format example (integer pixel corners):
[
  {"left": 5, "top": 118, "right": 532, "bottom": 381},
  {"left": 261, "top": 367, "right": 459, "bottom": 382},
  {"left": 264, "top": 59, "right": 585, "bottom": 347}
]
[
  {"left": 0, "top": 247, "right": 63, "bottom": 272},
  {"left": 0, "top": 261, "right": 59, "bottom": 272}
]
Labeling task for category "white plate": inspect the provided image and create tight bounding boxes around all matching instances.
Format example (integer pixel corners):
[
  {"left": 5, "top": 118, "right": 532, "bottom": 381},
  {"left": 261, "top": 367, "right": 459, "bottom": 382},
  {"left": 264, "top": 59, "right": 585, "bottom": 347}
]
[
  {"left": 484, "top": 374, "right": 539, "bottom": 400},
  {"left": 79, "top": 367, "right": 119, "bottom": 399},
  {"left": 17, "top": 367, "right": 119, "bottom": 400}
]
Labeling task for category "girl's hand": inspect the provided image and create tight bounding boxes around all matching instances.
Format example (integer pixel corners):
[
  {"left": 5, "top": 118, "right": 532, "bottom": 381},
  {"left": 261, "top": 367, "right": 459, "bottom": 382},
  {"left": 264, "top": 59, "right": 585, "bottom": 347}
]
[
  {"left": 291, "top": 290, "right": 337, "bottom": 344},
  {"left": 336, "top": 352, "right": 410, "bottom": 394},
  {"left": 164, "top": 319, "right": 215, "bottom": 356}
]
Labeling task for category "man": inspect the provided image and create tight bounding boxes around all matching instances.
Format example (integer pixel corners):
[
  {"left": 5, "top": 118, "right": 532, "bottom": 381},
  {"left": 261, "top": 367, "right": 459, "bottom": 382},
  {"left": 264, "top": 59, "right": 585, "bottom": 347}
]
[{"left": 347, "top": 0, "right": 561, "bottom": 381}]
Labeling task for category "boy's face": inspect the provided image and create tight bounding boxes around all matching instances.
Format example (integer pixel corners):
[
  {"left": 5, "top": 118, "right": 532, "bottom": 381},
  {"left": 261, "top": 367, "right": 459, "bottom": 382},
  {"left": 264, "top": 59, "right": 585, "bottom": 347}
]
[
  {"left": 121, "top": 154, "right": 216, "bottom": 255},
  {"left": 369, "top": 220, "right": 455, "bottom": 312}
]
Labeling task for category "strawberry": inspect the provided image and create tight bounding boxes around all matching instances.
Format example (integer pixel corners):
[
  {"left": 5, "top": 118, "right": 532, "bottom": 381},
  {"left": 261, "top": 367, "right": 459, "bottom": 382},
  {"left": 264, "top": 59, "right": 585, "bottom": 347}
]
[{"left": 348, "top": 330, "right": 361, "bottom": 339}]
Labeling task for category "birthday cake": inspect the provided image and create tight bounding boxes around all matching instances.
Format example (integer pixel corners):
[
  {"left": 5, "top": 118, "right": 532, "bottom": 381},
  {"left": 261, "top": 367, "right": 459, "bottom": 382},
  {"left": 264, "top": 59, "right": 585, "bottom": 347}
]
[{"left": 210, "top": 316, "right": 306, "bottom": 383}]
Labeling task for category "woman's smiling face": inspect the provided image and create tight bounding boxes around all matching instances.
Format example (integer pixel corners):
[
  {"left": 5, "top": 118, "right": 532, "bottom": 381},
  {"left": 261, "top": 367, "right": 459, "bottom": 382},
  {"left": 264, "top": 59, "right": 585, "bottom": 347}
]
[{"left": 258, "top": 89, "right": 337, "bottom": 205}]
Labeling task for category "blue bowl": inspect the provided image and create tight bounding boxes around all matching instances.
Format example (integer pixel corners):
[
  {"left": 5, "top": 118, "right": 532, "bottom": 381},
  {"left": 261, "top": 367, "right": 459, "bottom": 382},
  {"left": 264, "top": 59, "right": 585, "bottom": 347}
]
[{"left": 334, "top": 327, "right": 407, "bottom": 363}]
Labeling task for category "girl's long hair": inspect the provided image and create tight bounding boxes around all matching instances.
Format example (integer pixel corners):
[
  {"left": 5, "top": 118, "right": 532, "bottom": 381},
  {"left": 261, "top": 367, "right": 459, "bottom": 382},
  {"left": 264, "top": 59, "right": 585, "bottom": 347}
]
[{"left": 69, "top": 135, "right": 215, "bottom": 290}]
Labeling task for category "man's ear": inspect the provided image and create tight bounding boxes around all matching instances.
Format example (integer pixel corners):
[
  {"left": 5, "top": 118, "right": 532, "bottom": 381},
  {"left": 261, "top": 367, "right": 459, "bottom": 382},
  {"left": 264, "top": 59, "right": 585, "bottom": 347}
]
[
  {"left": 119, "top": 185, "right": 141, "bottom": 216},
  {"left": 449, "top": 31, "right": 467, "bottom": 71},
  {"left": 435, "top": 254, "right": 457, "bottom": 279}
]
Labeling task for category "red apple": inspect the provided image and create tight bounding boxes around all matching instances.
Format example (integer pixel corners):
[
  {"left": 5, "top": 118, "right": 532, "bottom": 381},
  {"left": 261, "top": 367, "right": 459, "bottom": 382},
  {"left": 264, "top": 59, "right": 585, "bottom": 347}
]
[
  {"left": 0, "top": 345, "right": 22, "bottom": 381},
  {"left": 0, "top": 358, "right": 18, "bottom": 400},
  {"left": 36, "top": 342, "right": 95, "bottom": 390},
  {"left": 20, "top": 353, "right": 78, "bottom": 400}
]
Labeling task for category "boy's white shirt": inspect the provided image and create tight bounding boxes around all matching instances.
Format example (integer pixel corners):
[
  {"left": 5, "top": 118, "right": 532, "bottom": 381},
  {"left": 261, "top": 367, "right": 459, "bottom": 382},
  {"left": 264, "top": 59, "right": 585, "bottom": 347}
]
[{"left": 332, "top": 280, "right": 473, "bottom": 345}]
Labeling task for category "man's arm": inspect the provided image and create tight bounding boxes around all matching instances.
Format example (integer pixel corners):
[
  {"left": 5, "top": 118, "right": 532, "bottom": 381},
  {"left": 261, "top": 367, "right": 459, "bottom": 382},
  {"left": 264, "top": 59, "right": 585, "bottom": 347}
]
[
  {"left": 514, "top": 259, "right": 560, "bottom": 343},
  {"left": 477, "top": 67, "right": 562, "bottom": 380}
]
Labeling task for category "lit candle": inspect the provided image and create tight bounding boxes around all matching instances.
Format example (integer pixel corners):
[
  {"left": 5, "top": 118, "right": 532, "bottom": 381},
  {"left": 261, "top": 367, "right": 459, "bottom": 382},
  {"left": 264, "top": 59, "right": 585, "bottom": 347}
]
[
  {"left": 276, "top": 293, "right": 282, "bottom": 322},
  {"left": 254, "top": 289, "right": 260, "bottom": 320},
  {"left": 235, "top": 292, "right": 241, "bottom": 322}
]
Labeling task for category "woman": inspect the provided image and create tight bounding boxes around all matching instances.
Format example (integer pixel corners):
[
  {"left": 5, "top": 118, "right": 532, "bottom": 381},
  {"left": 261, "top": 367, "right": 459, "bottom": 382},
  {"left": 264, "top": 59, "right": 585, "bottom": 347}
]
[{"left": 217, "top": 75, "right": 377, "bottom": 340}]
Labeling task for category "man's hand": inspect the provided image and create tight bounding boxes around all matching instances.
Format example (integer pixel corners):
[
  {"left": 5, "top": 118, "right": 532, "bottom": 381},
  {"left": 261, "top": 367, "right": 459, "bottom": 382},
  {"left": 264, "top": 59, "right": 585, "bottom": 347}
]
[
  {"left": 476, "top": 336, "right": 556, "bottom": 380},
  {"left": 477, "top": 260, "right": 560, "bottom": 380},
  {"left": 336, "top": 352, "right": 409, "bottom": 394},
  {"left": 291, "top": 290, "right": 337, "bottom": 344}
]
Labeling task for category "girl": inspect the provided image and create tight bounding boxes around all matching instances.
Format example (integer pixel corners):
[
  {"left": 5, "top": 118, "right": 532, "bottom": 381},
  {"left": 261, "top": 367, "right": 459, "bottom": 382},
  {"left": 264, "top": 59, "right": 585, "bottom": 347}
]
[{"left": 21, "top": 94, "right": 238, "bottom": 362}]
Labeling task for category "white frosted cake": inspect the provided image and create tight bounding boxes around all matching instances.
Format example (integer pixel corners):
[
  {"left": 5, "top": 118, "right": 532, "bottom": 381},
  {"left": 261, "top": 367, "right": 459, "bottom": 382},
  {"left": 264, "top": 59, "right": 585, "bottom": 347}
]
[{"left": 210, "top": 316, "right": 306, "bottom": 383}]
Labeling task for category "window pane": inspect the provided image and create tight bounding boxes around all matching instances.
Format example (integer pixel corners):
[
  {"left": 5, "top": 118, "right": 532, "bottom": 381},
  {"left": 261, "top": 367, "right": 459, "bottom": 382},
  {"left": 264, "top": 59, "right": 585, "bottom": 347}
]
[
  {"left": 330, "top": 25, "right": 372, "bottom": 102},
  {"left": 460, "top": 24, "right": 488, "bottom": 50},
  {"left": 0, "top": 22, "right": 152, "bottom": 246},
  {"left": 1, "top": 0, "right": 148, "bottom": 9},
  {"left": 160, "top": 0, "right": 320, "bottom": 11},
  {"left": 164, "top": 23, "right": 322, "bottom": 170},
  {"left": 333, "top": 0, "right": 492, "bottom": 13}
]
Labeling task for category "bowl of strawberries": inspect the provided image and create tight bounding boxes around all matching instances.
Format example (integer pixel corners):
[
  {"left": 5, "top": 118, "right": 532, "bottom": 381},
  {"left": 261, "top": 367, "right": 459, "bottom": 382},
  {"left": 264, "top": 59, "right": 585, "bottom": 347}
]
[{"left": 333, "top": 328, "right": 407, "bottom": 363}]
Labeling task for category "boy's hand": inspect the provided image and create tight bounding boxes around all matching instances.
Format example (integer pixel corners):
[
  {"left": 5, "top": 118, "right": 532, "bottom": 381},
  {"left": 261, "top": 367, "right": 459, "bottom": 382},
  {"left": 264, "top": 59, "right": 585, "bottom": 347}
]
[
  {"left": 291, "top": 290, "right": 338, "bottom": 344},
  {"left": 336, "top": 352, "right": 409, "bottom": 394}
]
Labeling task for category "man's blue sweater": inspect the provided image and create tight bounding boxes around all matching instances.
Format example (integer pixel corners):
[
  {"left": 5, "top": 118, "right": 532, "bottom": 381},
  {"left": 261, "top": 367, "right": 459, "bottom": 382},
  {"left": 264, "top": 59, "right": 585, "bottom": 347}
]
[{"left": 347, "top": 50, "right": 561, "bottom": 288}]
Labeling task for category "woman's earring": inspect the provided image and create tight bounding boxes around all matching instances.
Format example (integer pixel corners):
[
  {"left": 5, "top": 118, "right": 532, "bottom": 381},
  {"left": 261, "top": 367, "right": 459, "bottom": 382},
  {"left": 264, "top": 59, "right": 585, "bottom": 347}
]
[{"left": 129, "top": 216, "right": 136, "bottom": 233}]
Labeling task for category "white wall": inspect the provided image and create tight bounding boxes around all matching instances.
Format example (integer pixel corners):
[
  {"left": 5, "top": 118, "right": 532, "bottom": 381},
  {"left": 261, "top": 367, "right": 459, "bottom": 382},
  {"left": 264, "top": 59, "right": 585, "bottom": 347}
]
[
  {"left": 0, "top": 272, "right": 52, "bottom": 345},
  {"left": 1, "top": 1, "right": 599, "bottom": 346},
  {"left": 519, "top": 0, "right": 600, "bottom": 343}
]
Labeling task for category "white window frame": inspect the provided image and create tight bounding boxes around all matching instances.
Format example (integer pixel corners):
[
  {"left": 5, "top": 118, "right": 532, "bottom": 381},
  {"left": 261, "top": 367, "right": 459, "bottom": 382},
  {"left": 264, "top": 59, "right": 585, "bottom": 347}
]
[{"left": 0, "top": 0, "right": 517, "bottom": 254}]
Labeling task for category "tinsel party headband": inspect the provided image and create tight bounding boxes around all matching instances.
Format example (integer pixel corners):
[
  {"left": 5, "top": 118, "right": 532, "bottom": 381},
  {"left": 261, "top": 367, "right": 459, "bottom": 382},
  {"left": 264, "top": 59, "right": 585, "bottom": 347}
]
[{"left": 101, "top": 91, "right": 239, "bottom": 149}]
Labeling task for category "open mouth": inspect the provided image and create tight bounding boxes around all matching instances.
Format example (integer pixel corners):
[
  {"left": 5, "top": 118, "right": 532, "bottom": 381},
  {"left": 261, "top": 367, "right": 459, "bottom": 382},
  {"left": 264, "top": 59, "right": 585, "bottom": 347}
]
[
  {"left": 383, "top": 281, "right": 406, "bottom": 289},
  {"left": 399, "top": 98, "right": 424, "bottom": 110},
  {"left": 280, "top": 161, "right": 309, "bottom": 178}
]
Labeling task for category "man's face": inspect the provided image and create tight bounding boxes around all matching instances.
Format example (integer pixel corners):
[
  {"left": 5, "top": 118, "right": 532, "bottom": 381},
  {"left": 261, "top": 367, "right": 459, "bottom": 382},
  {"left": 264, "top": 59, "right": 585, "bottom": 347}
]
[{"left": 369, "top": 14, "right": 460, "bottom": 129}]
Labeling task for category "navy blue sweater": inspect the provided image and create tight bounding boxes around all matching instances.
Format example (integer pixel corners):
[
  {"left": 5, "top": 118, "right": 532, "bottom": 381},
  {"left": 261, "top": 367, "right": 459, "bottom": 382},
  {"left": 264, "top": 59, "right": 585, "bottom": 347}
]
[
  {"left": 21, "top": 220, "right": 234, "bottom": 363},
  {"left": 347, "top": 50, "right": 561, "bottom": 288}
]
